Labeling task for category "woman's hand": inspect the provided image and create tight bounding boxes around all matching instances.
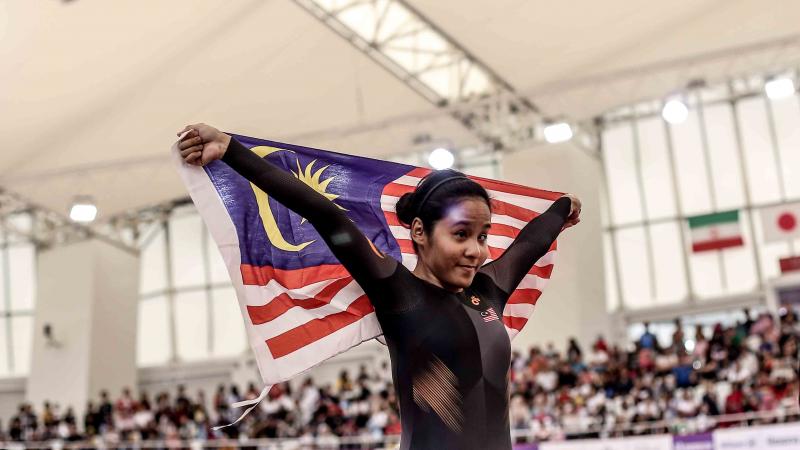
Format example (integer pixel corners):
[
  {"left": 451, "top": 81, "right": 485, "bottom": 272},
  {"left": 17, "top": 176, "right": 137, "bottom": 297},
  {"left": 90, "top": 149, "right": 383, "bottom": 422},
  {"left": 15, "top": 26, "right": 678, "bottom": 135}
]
[
  {"left": 563, "top": 194, "right": 581, "bottom": 229},
  {"left": 176, "top": 123, "right": 232, "bottom": 166}
]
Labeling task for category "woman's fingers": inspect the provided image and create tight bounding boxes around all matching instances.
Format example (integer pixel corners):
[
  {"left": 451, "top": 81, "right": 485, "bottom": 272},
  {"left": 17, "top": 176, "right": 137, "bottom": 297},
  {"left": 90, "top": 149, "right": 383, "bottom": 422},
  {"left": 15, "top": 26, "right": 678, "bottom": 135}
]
[
  {"left": 177, "top": 125, "right": 196, "bottom": 137},
  {"left": 178, "top": 136, "right": 203, "bottom": 152},
  {"left": 180, "top": 145, "right": 203, "bottom": 157},
  {"left": 185, "top": 150, "right": 202, "bottom": 165}
]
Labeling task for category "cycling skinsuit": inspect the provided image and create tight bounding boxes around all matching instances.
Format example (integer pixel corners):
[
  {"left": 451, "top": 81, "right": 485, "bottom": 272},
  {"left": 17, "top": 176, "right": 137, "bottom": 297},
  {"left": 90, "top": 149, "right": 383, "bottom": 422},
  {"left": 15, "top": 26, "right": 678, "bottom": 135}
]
[{"left": 221, "top": 137, "right": 571, "bottom": 449}]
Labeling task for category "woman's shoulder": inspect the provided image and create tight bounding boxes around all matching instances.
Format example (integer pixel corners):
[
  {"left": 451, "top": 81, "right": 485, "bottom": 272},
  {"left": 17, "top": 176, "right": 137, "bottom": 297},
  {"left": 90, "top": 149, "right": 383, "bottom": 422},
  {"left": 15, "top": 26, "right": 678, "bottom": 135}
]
[
  {"left": 363, "top": 263, "right": 425, "bottom": 314},
  {"left": 470, "top": 271, "right": 508, "bottom": 303}
]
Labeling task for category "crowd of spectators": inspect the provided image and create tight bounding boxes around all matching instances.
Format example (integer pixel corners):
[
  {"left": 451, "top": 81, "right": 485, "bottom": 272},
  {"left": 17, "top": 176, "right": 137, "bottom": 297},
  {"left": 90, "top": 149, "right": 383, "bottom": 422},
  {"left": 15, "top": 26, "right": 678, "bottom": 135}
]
[
  {"left": 0, "top": 308, "right": 797, "bottom": 446},
  {"left": 506, "top": 308, "right": 799, "bottom": 440}
]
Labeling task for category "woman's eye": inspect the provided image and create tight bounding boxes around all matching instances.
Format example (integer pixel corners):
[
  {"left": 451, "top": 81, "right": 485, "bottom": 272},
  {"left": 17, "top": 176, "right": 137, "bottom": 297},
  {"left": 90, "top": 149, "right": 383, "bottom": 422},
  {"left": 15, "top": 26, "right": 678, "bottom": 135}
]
[
  {"left": 455, "top": 231, "right": 467, "bottom": 238},
  {"left": 478, "top": 234, "right": 488, "bottom": 242}
]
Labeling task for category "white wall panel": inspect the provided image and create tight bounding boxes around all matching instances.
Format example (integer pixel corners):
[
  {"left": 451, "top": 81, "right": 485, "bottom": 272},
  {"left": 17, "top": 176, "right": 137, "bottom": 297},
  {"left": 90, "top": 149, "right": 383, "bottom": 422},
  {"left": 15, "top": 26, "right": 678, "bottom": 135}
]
[
  {"left": 636, "top": 117, "right": 677, "bottom": 220},
  {"left": 736, "top": 97, "right": 782, "bottom": 204},
  {"left": 668, "top": 110, "right": 713, "bottom": 215},
  {"left": 721, "top": 209, "right": 758, "bottom": 293},
  {"left": 169, "top": 214, "right": 206, "bottom": 289},
  {"left": 602, "top": 232, "right": 620, "bottom": 312},
  {"left": 649, "top": 221, "right": 688, "bottom": 305},
  {"left": 769, "top": 95, "right": 800, "bottom": 200},
  {"left": 211, "top": 287, "right": 248, "bottom": 358},
  {"left": 7, "top": 244, "right": 35, "bottom": 312},
  {"left": 702, "top": 103, "right": 746, "bottom": 210},
  {"left": 206, "top": 227, "right": 230, "bottom": 284},
  {"left": 602, "top": 123, "right": 643, "bottom": 225},
  {"left": 0, "top": 320, "right": 9, "bottom": 376},
  {"left": 137, "top": 296, "right": 171, "bottom": 366},
  {"left": 615, "top": 226, "right": 652, "bottom": 309},
  {"left": 752, "top": 208, "right": 791, "bottom": 282},
  {"left": 139, "top": 227, "right": 167, "bottom": 295},
  {"left": 688, "top": 248, "right": 724, "bottom": 299},
  {"left": 174, "top": 291, "right": 209, "bottom": 361}
]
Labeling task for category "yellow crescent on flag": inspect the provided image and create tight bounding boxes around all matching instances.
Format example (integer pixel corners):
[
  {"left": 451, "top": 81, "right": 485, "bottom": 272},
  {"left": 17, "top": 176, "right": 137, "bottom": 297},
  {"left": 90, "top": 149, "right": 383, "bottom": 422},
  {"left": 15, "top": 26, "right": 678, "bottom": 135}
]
[{"left": 249, "top": 146, "right": 315, "bottom": 252}]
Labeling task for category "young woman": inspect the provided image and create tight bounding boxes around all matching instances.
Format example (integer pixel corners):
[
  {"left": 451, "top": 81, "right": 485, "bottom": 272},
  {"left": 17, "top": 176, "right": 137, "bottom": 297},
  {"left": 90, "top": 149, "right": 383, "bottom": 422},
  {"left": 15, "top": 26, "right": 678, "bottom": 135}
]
[{"left": 177, "top": 123, "right": 581, "bottom": 449}]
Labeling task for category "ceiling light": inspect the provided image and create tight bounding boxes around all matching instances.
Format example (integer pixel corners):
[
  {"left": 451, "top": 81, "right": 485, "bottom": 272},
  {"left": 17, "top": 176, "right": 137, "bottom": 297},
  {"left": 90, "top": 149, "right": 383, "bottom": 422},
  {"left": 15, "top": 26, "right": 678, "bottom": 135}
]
[
  {"left": 543, "top": 122, "right": 573, "bottom": 143},
  {"left": 428, "top": 147, "right": 454, "bottom": 170},
  {"left": 765, "top": 77, "right": 796, "bottom": 100},
  {"left": 662, "top": 99, "right": 688, "bottom": 124},
  {"left": 70, "top": 198, "right": 97, "bottom": 223}
]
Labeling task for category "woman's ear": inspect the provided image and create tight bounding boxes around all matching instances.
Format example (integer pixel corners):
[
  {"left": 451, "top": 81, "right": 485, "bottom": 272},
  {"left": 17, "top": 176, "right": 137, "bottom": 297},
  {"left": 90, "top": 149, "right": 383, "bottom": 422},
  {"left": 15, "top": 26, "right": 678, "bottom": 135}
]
[{"left": 410, "top": 217, "right": 426, "bottom": 247}]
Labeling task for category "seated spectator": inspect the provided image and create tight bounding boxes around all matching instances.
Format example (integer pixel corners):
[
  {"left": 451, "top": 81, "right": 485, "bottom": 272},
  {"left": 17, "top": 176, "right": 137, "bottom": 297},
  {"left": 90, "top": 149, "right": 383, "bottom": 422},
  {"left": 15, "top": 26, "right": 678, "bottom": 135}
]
[
  {"left": 673, "top": 354, "right": 696, "bottom": 388},
  {"left": 639, "top": 322, "right": 660, "bottom": 351}
]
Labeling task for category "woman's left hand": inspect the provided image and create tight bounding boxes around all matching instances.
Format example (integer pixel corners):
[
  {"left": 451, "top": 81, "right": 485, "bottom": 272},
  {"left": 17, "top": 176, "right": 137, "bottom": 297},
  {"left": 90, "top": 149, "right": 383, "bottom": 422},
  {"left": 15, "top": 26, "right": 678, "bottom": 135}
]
[{"left": 563, "top": 194, "right": 581, "bottom": 229}]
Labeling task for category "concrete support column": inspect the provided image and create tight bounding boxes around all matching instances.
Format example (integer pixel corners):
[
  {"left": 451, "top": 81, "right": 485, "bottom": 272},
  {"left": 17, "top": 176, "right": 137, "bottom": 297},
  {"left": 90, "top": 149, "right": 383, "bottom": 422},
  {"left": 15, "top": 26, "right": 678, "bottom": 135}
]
[
  {"left": 26, "top": 239, "right": 139, "bottom": 421},
  {"left": 501, "top": 142, "right": 609, "bottom": 352}
]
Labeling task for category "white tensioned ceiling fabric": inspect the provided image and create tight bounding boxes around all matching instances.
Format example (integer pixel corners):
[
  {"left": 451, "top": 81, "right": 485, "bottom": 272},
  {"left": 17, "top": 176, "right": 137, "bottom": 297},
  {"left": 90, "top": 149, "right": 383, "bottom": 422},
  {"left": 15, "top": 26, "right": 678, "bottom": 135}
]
[{"left": 2, "top": 0, "right": 799, "bottom": 223}]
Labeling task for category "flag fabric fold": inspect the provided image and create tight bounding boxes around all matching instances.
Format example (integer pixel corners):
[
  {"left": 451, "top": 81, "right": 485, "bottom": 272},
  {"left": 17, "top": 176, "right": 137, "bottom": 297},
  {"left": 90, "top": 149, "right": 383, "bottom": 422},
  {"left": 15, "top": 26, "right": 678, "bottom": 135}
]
[{"left": 171, "top": 133, "right": 563, "bottom": 390}]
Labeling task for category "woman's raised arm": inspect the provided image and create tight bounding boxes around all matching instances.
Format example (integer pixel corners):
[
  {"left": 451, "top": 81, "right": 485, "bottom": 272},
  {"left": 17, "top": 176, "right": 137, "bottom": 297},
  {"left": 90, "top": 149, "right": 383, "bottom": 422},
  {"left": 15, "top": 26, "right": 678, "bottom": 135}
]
[
  {"left": 479, "top": 195, "right": 577, "bottom": 301},
  {"left": 177, "top": 123, "right": 397, "bottom": 284}
]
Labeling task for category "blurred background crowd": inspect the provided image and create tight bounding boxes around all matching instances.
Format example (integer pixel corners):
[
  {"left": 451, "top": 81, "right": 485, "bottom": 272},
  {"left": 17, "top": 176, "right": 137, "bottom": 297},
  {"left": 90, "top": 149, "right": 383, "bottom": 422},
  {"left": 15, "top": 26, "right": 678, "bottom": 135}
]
[{"left": 2, "top": 309, "right": 797, "bottom": 445}]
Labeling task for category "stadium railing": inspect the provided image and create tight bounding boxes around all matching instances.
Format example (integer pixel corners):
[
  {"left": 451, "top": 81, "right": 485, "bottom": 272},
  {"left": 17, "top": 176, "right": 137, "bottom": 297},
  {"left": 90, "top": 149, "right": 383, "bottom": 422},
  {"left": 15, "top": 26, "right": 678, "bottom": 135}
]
[{"left": 2, "top": 407, "right": 798, "bottom": 450}]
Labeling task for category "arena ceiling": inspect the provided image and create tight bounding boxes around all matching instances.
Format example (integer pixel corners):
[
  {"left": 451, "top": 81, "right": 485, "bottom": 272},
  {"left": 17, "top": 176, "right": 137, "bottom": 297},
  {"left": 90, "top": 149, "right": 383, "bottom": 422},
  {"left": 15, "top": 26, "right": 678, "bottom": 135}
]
[{"left": 1, "top": 0, "right": 799, "bottom": 221}]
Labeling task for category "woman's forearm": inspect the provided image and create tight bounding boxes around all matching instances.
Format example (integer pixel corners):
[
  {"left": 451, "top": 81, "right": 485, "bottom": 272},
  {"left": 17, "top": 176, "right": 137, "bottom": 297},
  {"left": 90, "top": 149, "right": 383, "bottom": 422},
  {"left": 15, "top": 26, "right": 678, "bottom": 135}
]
[{"left": 220, "top": 136, "right": 343, "bottom": 230}]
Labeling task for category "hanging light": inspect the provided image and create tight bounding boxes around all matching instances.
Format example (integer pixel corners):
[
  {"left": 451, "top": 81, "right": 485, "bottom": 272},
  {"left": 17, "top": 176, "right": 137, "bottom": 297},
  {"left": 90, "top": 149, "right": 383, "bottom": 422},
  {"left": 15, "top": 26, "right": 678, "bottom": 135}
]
[
  {"left": 765, "top": 77, "right": 796, "bottom": 100},
  {"left": 662, "top": 99, "right": 688, "bottom": 124},
  {"left": 69, "top": 197, "right": 97, "bottom": 223},
  {"left": 543, "top": 122, "right": 573, "bottom": 143},
  {"left": 428, "top": 147, "right": 454, "bottom": 170}
]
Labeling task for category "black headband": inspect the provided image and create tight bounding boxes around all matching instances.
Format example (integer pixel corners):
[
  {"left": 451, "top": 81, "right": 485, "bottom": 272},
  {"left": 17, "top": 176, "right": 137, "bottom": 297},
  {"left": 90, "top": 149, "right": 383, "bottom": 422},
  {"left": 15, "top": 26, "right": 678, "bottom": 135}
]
[{"left": 415, "top": 176, "right": 470, "bottom": 218}]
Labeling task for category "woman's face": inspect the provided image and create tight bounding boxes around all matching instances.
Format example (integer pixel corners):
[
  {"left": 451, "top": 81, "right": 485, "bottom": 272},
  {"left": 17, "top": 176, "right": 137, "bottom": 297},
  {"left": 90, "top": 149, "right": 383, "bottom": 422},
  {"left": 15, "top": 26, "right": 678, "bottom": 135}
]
[{"left": 415, "top": 197, "right": 491, "bottom": 291}]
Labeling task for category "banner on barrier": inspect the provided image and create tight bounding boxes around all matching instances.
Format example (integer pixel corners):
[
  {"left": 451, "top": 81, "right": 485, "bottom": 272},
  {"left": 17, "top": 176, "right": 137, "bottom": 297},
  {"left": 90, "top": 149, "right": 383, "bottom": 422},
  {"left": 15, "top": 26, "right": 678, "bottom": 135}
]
[
  {"left": 713, "top": 422, "right": 800, "bottom": 449},
  {"left": 517, "top": 423, "right": 800, "bottom": 450},
  {"left": 513, "top": 444, "right": 539, "bottom": 450},
  {"left": 674, "top": 432, "right": 713, "bottom": 450},
  {"left": 540, "top": 435, "right": 672, "bottom": 450}
]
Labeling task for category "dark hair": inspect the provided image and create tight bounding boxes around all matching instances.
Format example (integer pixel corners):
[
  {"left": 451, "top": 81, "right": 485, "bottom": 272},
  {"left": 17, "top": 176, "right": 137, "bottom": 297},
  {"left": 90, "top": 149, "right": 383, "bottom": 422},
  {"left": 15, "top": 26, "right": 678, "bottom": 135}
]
[{"left": 395, "top": 169, "right": 491, "bottom": 251}]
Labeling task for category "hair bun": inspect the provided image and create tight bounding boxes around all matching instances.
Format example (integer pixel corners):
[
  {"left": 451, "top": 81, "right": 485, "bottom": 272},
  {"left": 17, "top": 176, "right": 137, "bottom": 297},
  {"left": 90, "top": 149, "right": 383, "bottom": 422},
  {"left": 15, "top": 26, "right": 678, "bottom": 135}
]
[{"left": 395, "top": 192, "right": 416, "bottom": 227}]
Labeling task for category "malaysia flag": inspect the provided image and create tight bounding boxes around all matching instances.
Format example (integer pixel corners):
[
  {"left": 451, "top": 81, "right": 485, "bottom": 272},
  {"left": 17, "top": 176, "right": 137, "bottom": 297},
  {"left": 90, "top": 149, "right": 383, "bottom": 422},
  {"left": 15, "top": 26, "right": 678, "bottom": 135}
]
[{"left": 172, "top": 133, "right": 562, "bottom": 408}]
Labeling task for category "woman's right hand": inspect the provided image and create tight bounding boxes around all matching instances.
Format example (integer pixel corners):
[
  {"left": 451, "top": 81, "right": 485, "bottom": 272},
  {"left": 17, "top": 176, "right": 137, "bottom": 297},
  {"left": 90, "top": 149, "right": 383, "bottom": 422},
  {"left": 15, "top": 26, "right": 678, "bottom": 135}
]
[
  {"left": 176, "top": 123, "right": 232, "bottom": 166},
  {"left": 562, "top": 194, "right": 581, "bottom": 229}
]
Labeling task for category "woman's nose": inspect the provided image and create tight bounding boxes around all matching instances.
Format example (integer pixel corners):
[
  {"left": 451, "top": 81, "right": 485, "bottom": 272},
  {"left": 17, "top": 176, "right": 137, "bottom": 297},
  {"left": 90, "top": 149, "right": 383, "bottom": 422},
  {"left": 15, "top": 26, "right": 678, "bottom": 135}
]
[{"left": 464, "top": 239, "right": 481, "bottom": 257}]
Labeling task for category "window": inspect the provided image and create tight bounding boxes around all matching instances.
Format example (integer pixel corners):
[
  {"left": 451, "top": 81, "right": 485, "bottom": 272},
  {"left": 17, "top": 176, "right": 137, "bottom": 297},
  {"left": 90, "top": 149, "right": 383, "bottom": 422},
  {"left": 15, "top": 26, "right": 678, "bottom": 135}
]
[
  {"left": 137, "top": 212, "right": 247, "bottom": 366},
  {"left": 601, "top": 75, "right": 800, "bottom": 313},
  {"left": 0, "top": 214, "right": 37, "bottom": 377}
]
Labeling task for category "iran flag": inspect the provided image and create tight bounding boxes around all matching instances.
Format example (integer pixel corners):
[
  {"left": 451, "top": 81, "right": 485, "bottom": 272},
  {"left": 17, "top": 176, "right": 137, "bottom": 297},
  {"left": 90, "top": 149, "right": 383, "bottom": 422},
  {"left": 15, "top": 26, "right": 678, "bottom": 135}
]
[
  {"left": 760, "top": 202, "right": 800, "bottom": 243},
  {"left": 688, "top": 210, "right": 744, "bottom": 253}
]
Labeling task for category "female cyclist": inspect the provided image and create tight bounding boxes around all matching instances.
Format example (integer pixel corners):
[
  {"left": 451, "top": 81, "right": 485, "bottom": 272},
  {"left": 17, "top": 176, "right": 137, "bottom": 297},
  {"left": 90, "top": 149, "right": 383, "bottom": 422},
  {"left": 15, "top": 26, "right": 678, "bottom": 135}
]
[{"left": 177, "top": 123, "right": 581, "bottom": 449}]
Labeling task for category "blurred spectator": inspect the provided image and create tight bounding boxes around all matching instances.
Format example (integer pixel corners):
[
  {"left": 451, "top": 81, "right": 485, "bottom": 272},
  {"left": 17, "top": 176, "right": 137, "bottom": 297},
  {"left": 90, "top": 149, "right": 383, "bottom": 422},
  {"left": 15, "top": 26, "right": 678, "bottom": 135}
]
[{"left": 639, "top": 322, "right": 659, "bottom": 351}]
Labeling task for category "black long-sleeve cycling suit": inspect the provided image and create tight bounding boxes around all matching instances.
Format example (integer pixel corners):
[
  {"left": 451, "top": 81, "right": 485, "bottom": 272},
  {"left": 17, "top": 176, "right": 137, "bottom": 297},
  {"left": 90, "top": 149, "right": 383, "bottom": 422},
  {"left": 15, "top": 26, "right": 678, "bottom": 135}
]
[{"left": 221, "top": 137, "right": 571, "bottom": 450}]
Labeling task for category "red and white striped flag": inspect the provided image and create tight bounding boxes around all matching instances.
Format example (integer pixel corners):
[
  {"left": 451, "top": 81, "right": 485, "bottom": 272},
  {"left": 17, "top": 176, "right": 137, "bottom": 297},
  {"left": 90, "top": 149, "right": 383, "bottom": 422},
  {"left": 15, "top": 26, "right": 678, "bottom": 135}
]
[{"left": 172, "top": 134, "right": 562, "bottom": 407}]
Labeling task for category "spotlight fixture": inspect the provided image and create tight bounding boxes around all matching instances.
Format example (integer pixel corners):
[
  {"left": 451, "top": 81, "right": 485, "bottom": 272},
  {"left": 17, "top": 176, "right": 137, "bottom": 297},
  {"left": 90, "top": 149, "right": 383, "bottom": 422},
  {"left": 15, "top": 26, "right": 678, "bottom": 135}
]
[
  {"left": 543, "top": 122, "right": 573, "bottom": 143},
  {"left": 428, "top": 147, "right": 455, "bottom": 170},
  {"left": 662, "top": 99, "right": 688, "bottom": 124},
  {"left": 69, "top": 197, "right": 97, "bottom": 223},
  {"left": 765, "top": 77, "right": 796, "bottom": 100}
]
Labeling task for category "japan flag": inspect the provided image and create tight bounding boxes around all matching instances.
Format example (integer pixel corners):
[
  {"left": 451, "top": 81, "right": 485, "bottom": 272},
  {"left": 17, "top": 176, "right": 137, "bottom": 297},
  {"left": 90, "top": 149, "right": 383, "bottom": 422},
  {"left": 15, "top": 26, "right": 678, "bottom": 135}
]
[{"left": 760, "top": 202, "right": 800, "bottom": 242}]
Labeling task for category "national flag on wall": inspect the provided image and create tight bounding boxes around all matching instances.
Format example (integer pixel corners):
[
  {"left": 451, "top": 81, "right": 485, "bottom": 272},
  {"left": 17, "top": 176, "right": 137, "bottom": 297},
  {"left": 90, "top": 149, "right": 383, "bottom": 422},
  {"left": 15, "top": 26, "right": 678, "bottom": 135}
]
[
  {"left": 171, "top": 133, "right": 563, "bottom": 397},
  {"left": 687, "top": 210, "right": 744, "bottom": 252},
  {"left": 760, "top": 202, "right": 800, "bottom": 243}
]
